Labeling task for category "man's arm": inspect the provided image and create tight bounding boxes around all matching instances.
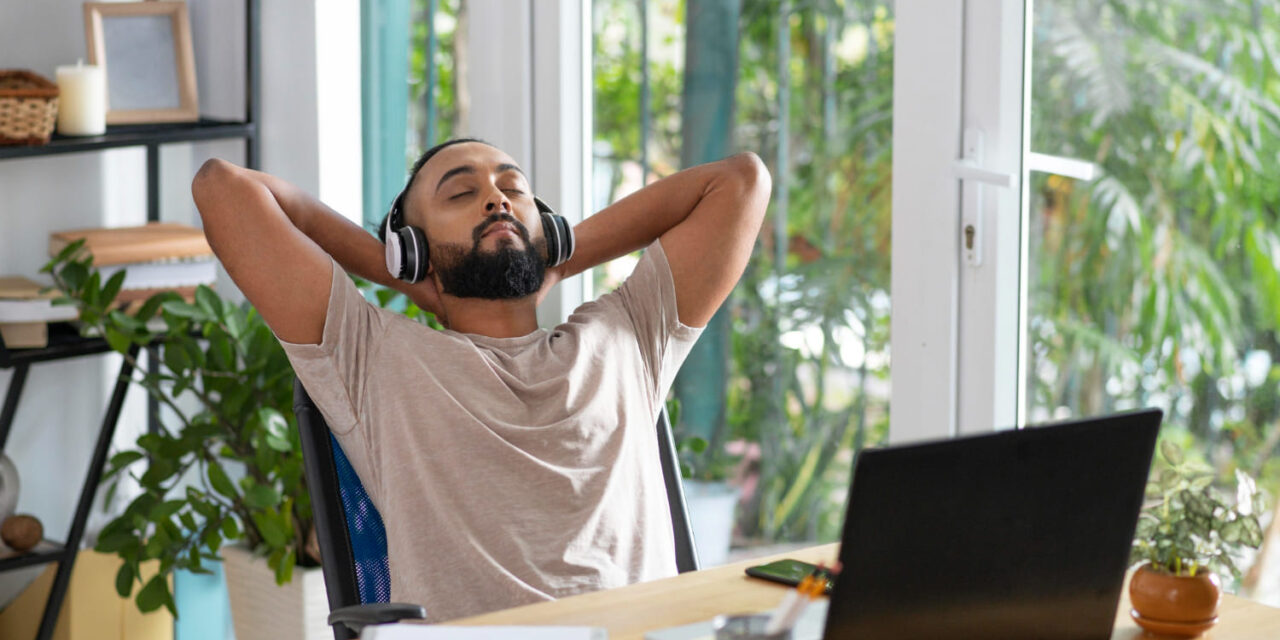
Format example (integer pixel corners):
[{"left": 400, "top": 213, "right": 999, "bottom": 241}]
[
  {"left": 556, "top": 152, "right": 771, "bottom": 327},
  {"left": 191, "top": 159, "right": 442, "bottom": 344}
]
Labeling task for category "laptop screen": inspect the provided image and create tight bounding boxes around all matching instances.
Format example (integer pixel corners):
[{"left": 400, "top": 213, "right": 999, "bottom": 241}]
[{"left": 822, "top": 409, "right": 1161, "bottom": 640}]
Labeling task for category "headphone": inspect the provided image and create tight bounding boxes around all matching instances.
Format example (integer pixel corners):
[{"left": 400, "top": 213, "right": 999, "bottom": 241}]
[{"left": 383, "top": 190, "right": 575, "bottom": 284}]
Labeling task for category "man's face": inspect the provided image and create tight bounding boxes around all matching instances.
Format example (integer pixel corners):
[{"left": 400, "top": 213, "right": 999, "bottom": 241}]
[{"left": 404, "top": 142, "right": 547, "bottom": 299}]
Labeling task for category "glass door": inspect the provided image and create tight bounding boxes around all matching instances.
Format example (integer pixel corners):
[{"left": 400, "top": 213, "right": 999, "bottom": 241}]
[{"left": 1024, "top": 0, "right": 1280, "bottom": 601}]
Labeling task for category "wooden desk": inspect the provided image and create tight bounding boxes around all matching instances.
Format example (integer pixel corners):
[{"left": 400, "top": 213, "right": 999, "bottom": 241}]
[{"left": 454, "top": 544, "right": 1280, "bottom": 640}]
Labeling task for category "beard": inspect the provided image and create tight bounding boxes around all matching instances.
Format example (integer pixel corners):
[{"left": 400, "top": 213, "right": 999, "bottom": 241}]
[{"left": 431, "top": 214, "right": 547, "bottom": 300}]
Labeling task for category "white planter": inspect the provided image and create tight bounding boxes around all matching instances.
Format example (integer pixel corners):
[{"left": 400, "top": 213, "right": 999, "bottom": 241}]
[
  {"left": 221, "top": 544, "right": 331, "bottom": 640},
  {"left": 684, "top": 480, "right": 741, "bottom": 567}
]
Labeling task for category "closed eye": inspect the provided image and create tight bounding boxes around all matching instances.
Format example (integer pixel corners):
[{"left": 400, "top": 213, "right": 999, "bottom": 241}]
[{"left": 450, "top": 188, "right": 523, "bottom": 200}]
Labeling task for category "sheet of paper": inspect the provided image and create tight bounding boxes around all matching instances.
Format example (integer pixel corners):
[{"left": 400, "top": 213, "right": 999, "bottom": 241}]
[
  {"left": 643, "top": 600, "right": 828, "bottom": 640},
  {"left": 362, "top": 624, "right": 608, "bottom": 640}
]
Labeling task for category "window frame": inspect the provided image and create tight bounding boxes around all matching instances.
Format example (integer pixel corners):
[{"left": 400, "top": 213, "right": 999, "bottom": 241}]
[{"left": 889, "top": 0, "right": 1030, "bottom": 442}]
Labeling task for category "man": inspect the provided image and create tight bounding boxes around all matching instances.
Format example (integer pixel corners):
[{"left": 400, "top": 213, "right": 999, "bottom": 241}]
[{"left": 191, "top": 138, "right": 770, "bottom": 621}]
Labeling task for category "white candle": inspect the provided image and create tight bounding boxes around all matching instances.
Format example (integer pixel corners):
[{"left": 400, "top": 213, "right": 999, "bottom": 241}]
[{"left": 55, "top": 61, "right": 106, "bottom": 136}]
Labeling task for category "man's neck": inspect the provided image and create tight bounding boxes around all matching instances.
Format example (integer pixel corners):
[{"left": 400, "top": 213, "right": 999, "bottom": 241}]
[{"left": 436, "top": 294, "right": 540, "bottom": 338}]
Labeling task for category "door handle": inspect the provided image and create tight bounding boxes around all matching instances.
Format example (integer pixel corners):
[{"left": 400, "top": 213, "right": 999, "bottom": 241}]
[{"left": 953, "top": 127, "right": 1014, "bottom": 267}]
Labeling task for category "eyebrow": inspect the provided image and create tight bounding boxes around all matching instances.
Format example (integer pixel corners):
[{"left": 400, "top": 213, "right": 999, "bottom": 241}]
[{"left": 435, "top": 163, "right": 527, "bottom": 193}]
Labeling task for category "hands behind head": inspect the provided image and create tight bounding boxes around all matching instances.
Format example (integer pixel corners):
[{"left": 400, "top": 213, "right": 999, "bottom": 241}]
[
  {"left": 401, "top": 276, "right": 447, "bottom": 325},
  {"left": 534, "top": 262, "right": 566, "bottom": 307}
]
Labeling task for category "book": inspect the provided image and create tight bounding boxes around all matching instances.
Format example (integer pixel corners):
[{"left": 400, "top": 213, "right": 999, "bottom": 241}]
[
  {"left": 0, "top": 322, "right": 48, "bottom": 349},
  {"left": 48, "top": 222, "right": 213, "bottom": 266},
  {"left": 97, "top": 258, "right": 217, "bottom": 291},
  {"left": 114, "top": 285, "right": 199, "bottom": 305},
  {"left": 361, "top": 625, "right": 608, "bottom": 640},
  {"left": 0, "top": 276, "right": 78, "bottom": 323}
]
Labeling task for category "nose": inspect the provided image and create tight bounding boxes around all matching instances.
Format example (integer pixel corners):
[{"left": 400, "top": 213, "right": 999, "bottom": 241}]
[{"left": 483, "top": 187, "right": 512, "bottom": 214}]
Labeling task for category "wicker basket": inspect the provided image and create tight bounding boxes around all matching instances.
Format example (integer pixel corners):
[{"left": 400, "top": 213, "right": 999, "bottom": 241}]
[{"left": 0, "top": 70, "right": 60, "bottom": 146}]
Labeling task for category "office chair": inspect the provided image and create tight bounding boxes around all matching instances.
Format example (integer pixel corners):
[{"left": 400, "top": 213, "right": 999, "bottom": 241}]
[{"left": 294, "top": 378, "right": 700, "bottom": 639}]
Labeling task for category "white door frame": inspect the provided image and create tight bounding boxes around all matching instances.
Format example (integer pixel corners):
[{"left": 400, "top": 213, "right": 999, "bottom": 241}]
[
  {"left": 890, "top": 0, "right": 1029, "bottom": 443},
  {"left": 955, "top": 0, "right": 1028, "bottom": 435}
]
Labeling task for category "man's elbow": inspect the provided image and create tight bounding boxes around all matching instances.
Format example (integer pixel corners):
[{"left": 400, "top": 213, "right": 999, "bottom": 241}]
[
  {"left": 727, "top": 152, "right": 772, "bottom": 222},
  {"left": 725, "top": 152, "right": 771, "bottom": 202},
  {"left": 191, "top": 158, "right": 239, "bottom": 212},
  {"left": 731, "top": 151, "right": 771, "bottom": 191}
]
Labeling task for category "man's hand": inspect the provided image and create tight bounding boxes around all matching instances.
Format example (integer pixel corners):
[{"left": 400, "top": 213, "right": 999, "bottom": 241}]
[
  {"left": 534, "top": 263, "right": 567, "bottom": 308},
  {"left": 404, "top": 277, "right": 448, "bottom": 326},
  {"left": 558, "top": 153, "right": 771, "bottom": 327}
]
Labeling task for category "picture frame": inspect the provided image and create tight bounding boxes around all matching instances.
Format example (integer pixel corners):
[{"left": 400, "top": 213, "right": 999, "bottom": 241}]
[{"left": 83, "top": 1, "right": 199, "bottom": 125}]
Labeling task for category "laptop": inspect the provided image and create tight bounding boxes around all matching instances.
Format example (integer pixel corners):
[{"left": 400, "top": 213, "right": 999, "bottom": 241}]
[{"left": 821, "top": 408, "right": 1162, "bottom": 640}]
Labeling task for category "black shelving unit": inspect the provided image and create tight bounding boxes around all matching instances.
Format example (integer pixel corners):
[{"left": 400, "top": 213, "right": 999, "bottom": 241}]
[
  {"left": 0, "top": 2, "right": 259, "bottom": 638},
  {"left": 0, "top": 119, "right": 257, "bottom": 161}
]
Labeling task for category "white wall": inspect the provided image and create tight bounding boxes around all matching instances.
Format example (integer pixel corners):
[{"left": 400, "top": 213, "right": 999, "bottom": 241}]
[
  {"left": 314, "top": 0, "right": 364, "bottom": 218},
  {"left": 0, "top": 0, "right": 359, "bottom": 605}
]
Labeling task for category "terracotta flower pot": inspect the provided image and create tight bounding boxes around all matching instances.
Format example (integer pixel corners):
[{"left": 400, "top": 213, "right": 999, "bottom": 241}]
[{"left": 1129, "top": 562, "right": 1221, "bottom": 637}]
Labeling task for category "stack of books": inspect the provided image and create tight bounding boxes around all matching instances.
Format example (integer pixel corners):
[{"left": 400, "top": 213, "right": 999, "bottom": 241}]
[
  {"left": 0, "top": 276, "right": 79, "bottom": 349},
  {"left": 48, "top": 223, "right": 216, "bottom": 305}
]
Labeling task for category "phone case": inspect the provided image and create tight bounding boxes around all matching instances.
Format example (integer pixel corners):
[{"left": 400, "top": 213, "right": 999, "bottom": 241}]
[{"left": 744, "top": 560, "right": 834, "bottom": 594}]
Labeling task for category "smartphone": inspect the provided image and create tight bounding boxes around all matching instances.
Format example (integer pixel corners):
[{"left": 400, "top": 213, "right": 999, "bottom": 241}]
[{"left": 744, "top": 558, "right": 834, "bottom": 594}]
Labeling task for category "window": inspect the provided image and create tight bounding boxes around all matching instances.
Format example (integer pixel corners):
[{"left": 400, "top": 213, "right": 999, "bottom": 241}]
[
  {"left": 592, "top": 0, "right": 894, "bottom": 562},
  {"left": 1026, "top": 0, "right": 1280, "bottom": 598},
  {"left": 363, "top": 0, "right": 466, "bottom": 228}
]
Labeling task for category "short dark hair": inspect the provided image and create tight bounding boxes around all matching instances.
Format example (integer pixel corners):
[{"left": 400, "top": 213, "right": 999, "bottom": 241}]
[{"left": 377, "top": 137, "right": 488, "bottom": 242}]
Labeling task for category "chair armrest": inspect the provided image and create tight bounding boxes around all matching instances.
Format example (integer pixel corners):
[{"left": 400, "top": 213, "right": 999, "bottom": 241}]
[{"left": 327, "top": 602, "right": 427, "bottom": 633}]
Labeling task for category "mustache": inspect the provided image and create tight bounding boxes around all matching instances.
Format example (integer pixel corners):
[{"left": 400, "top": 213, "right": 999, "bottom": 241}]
[{"left": 472, "top": 213, "right": 532, "bottom": 246}]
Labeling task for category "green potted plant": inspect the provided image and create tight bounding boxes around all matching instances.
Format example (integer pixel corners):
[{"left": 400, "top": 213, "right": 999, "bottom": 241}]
[
  {"left": 1128, "top": 439, "right": 1266, "bottom": 636},
  {"left": 43, "top": 242, "right": 320, "bottom": 639}
]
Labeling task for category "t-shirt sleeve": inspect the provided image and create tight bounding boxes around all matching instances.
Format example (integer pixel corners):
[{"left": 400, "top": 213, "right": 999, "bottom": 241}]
[
  {"left": 276, "top": 259, "right": 387, "bottom": 436},
  {"left": 612, "top": 239, "right": 705, "bottom": 404}
]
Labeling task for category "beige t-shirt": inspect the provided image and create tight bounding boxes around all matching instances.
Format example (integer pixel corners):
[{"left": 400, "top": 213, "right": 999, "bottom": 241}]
[{"left": 279, "top": 240, "right": 702, "bottom": 622}]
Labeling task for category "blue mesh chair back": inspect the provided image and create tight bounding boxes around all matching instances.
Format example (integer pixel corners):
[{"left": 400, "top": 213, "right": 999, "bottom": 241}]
[
  {"left": 328, "top": 432, "right": 392, "bottom": 604},
  {"left": 296, "top": 380, "right": 399, "bottom": 640}
]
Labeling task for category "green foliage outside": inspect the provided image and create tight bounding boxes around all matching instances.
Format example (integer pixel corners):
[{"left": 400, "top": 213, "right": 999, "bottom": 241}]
[
  {"left": 408, "top": 0, "right": 462, "bottom": 156},
  {"left": 588, "top": 0, "right": 1280, "bottom": 582},
  {"left": 1028, "top": 0, "right": 1280, "bottom": 586},
  {"left": 591, "top": 0, "right": 895, "bottom": 545}
]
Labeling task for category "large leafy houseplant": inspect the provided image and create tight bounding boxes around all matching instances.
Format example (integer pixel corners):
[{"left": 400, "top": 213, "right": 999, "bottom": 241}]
[
  {"left": 1131, "top": 440, "right": 1266, "bottom": 580},
  {"left": 43, "top": 241, "right": 311, "bottom": 616}
]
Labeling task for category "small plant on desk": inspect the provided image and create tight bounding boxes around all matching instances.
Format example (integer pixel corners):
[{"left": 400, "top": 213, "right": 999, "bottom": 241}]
[{"left": 1127, "top": 439, "right": 1267, "bottom": 635}]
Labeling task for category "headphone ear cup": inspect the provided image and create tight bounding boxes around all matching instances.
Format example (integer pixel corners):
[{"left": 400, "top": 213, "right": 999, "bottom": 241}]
[
  {"left": 398, "top": 225, "right": 430, "bottom": 283},
  {"left": 539, "top": 212, "right": 575, "bottom": 268},
  {"left": 541, "top": 212, "right": 561, "bottom": 267},
  {"left": 385, "top": 230, "right": 405, "bottom": 279},
  {"left": 534, "top": 197, "right": 574, "bottom": 268},
  {"left": 556, "top": 214, "right": 575, "bottom": 265}
]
